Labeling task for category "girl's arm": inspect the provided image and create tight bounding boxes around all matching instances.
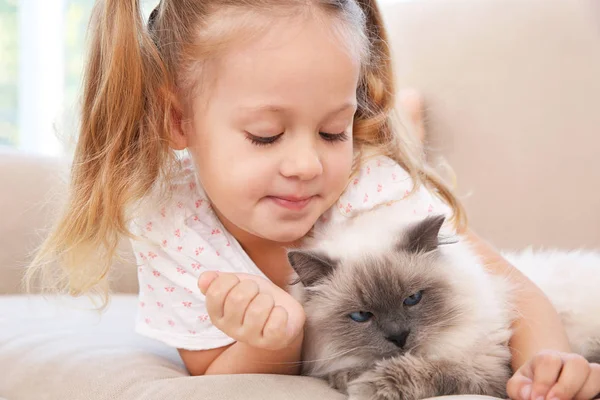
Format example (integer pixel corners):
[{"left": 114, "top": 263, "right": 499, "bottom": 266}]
[
  {"left": 178, "top": 331, "right": 303, "bottom": 376},
  {"left": 463, "top": 230, "right": 600, "bottom": 400},
  {"left": 464, "top": 228, "right": 572, "bottom": 370}
]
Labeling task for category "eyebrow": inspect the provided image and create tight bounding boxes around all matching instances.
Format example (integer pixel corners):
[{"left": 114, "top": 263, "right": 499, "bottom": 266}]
[{"left": 237, "top": 102, "right": 357, "bottom": 117}]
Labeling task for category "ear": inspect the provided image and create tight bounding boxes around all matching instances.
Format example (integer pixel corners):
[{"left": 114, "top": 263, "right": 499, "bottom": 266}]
[
  {"left": 403, "top": 215, "right": 446, "bottom": 254},
  {"left": 287, "top": 250, "right": 337, "bottom": 287},
  {"left": 170, "top": 105, "right": 189, "bottom": 150}
]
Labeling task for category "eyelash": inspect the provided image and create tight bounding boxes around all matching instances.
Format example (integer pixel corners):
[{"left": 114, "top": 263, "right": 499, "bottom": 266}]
[{"left": 245, "top": 132, "right": 349, "bottom": 147}]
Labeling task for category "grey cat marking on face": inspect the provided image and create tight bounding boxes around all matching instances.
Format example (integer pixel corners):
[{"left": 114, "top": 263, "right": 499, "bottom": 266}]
[
  {"left": 290, "top": 215, "right": 449, "bottom": 288},
  {"left": 287, "top": 250, "right": 338, "bottom": 287},
  {"left": 288, "top": 212, "right": 600, "bottom": 400},
  {"left": 399, "top": 214, "right": 445, "bottom": 254}
]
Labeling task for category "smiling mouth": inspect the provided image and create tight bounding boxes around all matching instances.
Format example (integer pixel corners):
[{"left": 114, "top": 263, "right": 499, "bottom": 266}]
[{"left": 267, "top": 195, "right": 315, "bottom": 211}]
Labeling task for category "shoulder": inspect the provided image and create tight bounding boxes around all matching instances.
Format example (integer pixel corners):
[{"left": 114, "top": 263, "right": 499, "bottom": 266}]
[
  {"left": 310, "top": 155, "right": 457, "bottom": 257},
  {"left": 320, "top": 155, "right": 452, "bottom": 224},
  {"left": 128, "top": 154, "right": 206, "bottom": 234},
  {"left": 340, "top": 155, "right": 413, "bottom": 213}
]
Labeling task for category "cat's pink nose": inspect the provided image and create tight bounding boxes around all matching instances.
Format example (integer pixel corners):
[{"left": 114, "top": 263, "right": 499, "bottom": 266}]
[{"left": 386, "top": 330, "right": 410, "bottom": 348}]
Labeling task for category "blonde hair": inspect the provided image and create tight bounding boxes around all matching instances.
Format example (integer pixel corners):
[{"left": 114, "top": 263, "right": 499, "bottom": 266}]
[{"left": 25, "top": 0, "right": 466, "bottom": 307}]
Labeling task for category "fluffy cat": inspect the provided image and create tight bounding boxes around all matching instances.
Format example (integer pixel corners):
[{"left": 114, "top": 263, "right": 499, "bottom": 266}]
[{"left": 287, "top": 205, "right": 600, "bottom": 400}]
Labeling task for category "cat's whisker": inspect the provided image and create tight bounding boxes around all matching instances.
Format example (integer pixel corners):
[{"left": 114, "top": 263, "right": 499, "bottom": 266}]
[
  {"left": 301, "top": 346, "right": 382, "bottom": 365},
  {"left": 425, "top": 309, "right": 466, "bottom": 328},
  {"left": 253, "top": 345, "right": 382, "bottom": 367}
]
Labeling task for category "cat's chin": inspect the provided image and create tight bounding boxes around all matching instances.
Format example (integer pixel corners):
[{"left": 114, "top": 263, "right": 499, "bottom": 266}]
[
  {"left": 302, "top": 350, "right": 373, "bottom": 378},
  {"left": 382, "top": 348, "right": 409, "bottom": 359}
]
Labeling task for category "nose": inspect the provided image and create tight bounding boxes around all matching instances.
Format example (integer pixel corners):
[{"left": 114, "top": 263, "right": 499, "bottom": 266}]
[
  {"left": 280, "top": 138, "right": 323, "bottom": 181},
  {"left": 386, "top": 329, "right": 410, "bottom": 348}
]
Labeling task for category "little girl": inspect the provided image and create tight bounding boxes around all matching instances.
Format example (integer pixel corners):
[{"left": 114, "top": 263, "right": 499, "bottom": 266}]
[{"left": 28, "top": 0, "right": 599, "bottom": 398}]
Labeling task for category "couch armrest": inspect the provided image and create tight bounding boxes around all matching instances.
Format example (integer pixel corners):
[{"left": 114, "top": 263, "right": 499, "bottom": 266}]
[{"left": 0, "top": 151, "right": 138, "bottom": 295}]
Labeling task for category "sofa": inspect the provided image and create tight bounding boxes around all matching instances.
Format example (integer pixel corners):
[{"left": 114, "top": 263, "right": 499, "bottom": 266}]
[{"left": 1, "top": 0, "right": 599, "bottom": 399}]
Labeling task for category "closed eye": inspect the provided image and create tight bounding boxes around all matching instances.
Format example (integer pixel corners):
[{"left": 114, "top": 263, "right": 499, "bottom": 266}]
[
  {"left": 245, "top": 132, "right": 284, "bottom": 147},
  {"left": 320, "top": 132, "right": 349, "bottom": 143},
  {"left": 246, "top": 131, "right": 348, "bottom": 147}
]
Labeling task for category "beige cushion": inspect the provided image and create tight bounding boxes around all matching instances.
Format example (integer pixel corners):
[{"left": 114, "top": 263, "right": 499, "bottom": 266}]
[
  {"left": 0, "top": 152, "right": 137, "bottom": 296},
  {"left": 0, "top": 295, "right": 346, "bottom": 400},
  {"left": 0, "top": 151, "right": 69, "bottom": 295}
]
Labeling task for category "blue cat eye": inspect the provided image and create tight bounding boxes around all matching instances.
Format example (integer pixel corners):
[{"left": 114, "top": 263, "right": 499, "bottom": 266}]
[
  {"left": 403, "top": 290, "right": 423, "bottom": 306},
  {"left": 348, "top": 311, "right": 373, "bottom": 322}
]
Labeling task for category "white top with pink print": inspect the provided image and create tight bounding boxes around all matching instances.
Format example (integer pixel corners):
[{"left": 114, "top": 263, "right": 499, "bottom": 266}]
[{"left": 129, "top": 154, "right": 452, "bottom": 351}]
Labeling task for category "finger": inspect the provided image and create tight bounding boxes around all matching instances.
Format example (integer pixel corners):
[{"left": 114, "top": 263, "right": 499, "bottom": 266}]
[
  {"left": 241, "top": 293, "right": 275, "bottom": 345},
  {"left": 547, "top": 354, "right": 590, "bottom": 400},
  {"left": 507, "top": 372, "right": 533, "bottom": 400},
  {"left": 198, "top": 271, "right": 219, "bottom": 294},
  {"left": 222, "top": 279, "right": 260, "bottom": 328},
  {"left": 261, "top": 305, "right": 289, "bottom": 348},
  {"left": 574, "top": 363, "right": 600, "bottom": 400},
  {"left": 204, "top": 273, "right": 240, "bottom": 320},
  {"left": 531, "top": 351, "right": 564, "bottom": 400}
]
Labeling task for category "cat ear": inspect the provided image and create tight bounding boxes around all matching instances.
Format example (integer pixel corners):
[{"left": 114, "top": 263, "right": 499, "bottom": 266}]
[
  {"left": 287, "top": 250, "right": 337, "bottom": 287},
  {"left": 403, "top": 215, "right": 446, "bottom": 253}
]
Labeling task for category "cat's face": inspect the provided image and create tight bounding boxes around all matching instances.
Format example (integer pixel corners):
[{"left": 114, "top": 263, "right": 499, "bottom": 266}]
[{"left": 289, "top": 215, "right": 465, "bottom": 364}]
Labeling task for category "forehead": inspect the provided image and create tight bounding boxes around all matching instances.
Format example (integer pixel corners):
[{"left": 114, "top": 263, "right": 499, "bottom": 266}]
[{"left": 207, "top": 12, "right": 361, "bottom": 113}]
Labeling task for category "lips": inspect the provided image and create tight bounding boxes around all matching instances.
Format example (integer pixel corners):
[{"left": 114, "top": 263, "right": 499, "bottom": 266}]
[
  {"left": 274, "top": 195, "right": 313, "bottom": 202},
  {"left": 268, "top": 195, "right": 315, "bottom": 211}
]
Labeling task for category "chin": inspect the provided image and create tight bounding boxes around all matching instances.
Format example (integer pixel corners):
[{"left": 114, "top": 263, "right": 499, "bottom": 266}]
[{"left": 260, "top": 222, "right": 314, "bottom": 244}]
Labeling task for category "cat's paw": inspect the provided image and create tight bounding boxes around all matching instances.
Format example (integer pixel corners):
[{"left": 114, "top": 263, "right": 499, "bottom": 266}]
[
  {"left": 347, "top": 356, "right": 434, "bottom": 400},
  {"left": 347, "top": 370, "right": 399, "bottom": 400},
  {"left": 327, "top": 368, "right": 363, "bottom": 393},
  {"left": 347, "top": 375, "right": 378, "bottom": 400}
]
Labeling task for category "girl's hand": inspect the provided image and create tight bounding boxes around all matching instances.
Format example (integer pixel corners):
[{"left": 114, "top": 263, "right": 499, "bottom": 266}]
[
  {"left": 507, "top": 350, "right": 600, "bottom": 400},
  {"left": 198, "top": 271, "right": 305, "bottom": 351}
]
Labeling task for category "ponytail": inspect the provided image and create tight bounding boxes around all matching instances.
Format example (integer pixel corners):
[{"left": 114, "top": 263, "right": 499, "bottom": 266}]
[
  {"left": 25, "top": 0, "right": 176, "bottom": 306},
  {"left": 352, "top": 0, "right": 467, "bottom": 231}
]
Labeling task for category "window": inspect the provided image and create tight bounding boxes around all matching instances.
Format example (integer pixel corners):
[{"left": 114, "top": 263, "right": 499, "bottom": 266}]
[
  {"left": 0, "top": 0, "right": 18, "bottom": 149},
  {"left": 0, "top": 0, "right": 158, "bottom": 156}
]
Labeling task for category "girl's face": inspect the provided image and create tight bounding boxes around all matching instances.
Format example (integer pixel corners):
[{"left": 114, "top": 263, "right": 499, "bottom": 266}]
[{"left": 184, "top": 14, "right": 360, "bottom": 245}]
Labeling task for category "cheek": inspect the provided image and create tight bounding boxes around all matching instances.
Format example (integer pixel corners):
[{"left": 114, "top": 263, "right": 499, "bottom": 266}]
[
  {"left": 191, "top": 156, "right": 280, "bottom": 232},
  {"left": 322, "top": 143, "right": 353, "bottom": 188},
  {"left": 186, "top": 111, "right": 277, "bottom": 213},
  {"left": 410, "top": 304, "right": 442, "bottom": 335},
  {"left": 189, "top": 129, "right": 267, "bottom": 190}
]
